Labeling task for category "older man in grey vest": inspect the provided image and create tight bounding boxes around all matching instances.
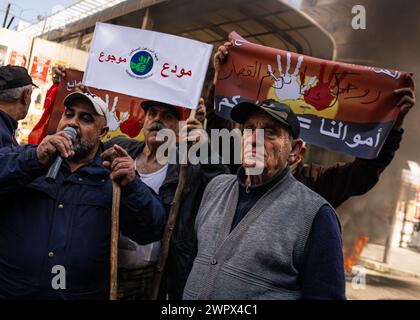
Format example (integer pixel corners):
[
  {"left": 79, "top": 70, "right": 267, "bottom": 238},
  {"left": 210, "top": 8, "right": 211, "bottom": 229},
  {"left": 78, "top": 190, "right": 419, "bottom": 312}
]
[{"left": 183, "top": 99, "right": 345, "bottom": 300}]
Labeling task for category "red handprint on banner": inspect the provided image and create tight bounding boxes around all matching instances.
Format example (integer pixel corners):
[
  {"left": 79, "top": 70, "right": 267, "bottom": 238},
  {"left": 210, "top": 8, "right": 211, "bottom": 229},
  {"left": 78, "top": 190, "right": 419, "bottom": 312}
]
[
  {"left": 119, "top": 100, "right": 144, "bottom": 138},
  {"left": 304, "top": 63, "right": 346, "bottom": 111}
]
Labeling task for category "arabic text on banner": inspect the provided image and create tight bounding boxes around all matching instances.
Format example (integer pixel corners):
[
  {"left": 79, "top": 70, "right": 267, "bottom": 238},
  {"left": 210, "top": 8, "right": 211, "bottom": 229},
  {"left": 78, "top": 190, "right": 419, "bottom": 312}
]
[{"left": 215, "top": 32, "right": 413, "bottom": 159}]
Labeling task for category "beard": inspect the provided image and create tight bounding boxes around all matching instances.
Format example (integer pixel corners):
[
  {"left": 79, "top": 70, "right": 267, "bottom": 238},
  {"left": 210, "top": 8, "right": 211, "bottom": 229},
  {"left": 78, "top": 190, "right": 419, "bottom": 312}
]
[{"left": 68, "top": 136, "right": 97, "bottom": 162}]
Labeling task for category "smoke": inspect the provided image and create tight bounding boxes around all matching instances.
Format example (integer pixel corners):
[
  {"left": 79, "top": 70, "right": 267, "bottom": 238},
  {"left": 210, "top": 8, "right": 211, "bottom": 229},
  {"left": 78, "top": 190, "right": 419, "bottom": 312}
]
[{"left": 302, "top": 0, "right": 420, "bottom": 260}]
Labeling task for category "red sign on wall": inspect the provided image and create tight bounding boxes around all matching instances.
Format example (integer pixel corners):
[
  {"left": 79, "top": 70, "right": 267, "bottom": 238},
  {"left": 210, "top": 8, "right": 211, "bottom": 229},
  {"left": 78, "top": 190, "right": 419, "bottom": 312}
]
[
  {"left": 30, "top": 56, "right": 51, "bottom": 84},
  {"left": 8, "top": 51, "right": 27, "bottom": 67}
]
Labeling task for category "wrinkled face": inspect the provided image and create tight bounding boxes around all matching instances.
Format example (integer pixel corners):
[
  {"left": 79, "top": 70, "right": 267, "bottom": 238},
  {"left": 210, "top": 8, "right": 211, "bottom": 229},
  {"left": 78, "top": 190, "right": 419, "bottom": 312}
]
[
  {"left": 57, "top": 98, "right": 108, "bottom": 162},
  {"left": 242, "top": 110, "right": 292, "bottom": 177},
  {"left": 143, "top": 105, "right": 179, "bottom": 147}
]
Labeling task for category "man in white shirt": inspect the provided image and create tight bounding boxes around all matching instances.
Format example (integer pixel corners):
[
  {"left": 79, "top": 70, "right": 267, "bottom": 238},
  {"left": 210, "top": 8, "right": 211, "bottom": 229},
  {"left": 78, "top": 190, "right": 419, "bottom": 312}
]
[{"left": 104, "top": 100, "right": 228, "bottom": 299}]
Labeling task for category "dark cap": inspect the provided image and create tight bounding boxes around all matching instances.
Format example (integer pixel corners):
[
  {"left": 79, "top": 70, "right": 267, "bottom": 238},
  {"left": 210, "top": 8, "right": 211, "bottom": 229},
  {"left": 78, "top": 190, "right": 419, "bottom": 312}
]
[
  {"left": 0, "top": 65, "right": 38, "bottom": 90},
  {"left": 141, "top": 100, "right": 183, "bottom": 120},
  {"left": 231, "top": 99, "right": 300, "bottom": 139}
]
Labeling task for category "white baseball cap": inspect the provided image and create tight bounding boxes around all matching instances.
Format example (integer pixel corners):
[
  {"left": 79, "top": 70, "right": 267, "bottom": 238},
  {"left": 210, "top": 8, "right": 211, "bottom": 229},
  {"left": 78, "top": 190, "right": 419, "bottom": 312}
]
[{"left": 63, "top": 92, "right": 109, "bottom": 125}]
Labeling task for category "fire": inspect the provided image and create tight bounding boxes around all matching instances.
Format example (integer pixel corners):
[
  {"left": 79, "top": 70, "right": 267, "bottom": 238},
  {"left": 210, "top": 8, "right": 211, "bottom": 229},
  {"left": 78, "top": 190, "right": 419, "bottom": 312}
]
[{"left": 344, "top": 236, "right": 369, "bottom": 272}]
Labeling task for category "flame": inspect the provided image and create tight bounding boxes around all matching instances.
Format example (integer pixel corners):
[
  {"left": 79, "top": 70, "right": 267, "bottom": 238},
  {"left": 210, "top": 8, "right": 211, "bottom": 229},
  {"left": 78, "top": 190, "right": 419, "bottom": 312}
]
[{"left": 344, "top": 236, "right": 369, "bottom": 272}]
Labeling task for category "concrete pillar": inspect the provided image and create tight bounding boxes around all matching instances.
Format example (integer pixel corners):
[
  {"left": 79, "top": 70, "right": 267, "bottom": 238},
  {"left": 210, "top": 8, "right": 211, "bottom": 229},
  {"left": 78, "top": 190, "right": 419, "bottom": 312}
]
[{"left": 141, "top": 7, "right": 154, "bottom": 30}]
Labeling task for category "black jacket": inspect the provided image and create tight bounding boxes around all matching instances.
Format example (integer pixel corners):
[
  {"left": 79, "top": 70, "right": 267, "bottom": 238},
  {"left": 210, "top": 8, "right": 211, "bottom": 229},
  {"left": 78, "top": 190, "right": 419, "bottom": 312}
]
[
  {"left": 104, "top": 137, "right": 229, "bottom": 299},
  {"left": 0, "top": 110, "right": 18, "bottom": 148},
  {"left": 0, "top": 145, "right": 166, "bottom": 299},
  {"left": 295, "top": 128, "right": 403, "bottom": 208}
]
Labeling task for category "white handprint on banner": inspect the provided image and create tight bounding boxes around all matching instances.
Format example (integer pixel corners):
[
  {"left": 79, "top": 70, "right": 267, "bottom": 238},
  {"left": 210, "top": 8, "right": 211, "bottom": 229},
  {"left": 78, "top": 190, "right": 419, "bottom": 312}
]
[
  {"left": 267, "top": 52, "right": 316, "bottom": 101},
  {"left": 105, "top": 95, "right": 129, "bottom": 132}
]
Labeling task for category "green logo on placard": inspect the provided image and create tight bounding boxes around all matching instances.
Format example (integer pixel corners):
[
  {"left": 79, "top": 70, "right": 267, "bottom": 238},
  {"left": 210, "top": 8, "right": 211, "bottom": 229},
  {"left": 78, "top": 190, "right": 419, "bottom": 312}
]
[{"left": 130, "top": 51, "right": 153, "bottom": 76}]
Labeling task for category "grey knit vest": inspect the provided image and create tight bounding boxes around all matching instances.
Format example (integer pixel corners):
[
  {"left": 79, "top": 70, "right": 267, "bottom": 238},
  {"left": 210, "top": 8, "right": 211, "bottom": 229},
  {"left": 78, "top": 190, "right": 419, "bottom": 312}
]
[{"left": 183, "top": 171, "right": 332, "bottom": 300}]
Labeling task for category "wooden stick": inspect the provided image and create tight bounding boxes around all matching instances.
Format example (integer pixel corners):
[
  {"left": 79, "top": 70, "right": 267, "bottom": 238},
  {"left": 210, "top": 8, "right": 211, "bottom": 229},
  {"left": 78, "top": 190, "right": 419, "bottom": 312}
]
[
  {"left": 151, "top": 163, "right": 188, "bottom": 299},
  {"left": 151, "top": 109, "right": 196, "bottom": 300},
  {"left": 109, "top": 180, "right": 121, "bottom": 300}
]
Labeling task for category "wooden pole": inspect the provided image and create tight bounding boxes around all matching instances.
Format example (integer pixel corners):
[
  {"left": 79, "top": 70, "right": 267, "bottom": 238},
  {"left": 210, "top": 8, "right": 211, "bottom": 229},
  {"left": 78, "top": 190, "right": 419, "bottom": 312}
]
[
  {"left": 151, "top": 163, "right": 188, "bottom": 299},
  {"left": 151, "top": 109, "right": 196, "bottom": 300},
  {"left": 109, "top": 180, "right": 121, "bottom": 300}
]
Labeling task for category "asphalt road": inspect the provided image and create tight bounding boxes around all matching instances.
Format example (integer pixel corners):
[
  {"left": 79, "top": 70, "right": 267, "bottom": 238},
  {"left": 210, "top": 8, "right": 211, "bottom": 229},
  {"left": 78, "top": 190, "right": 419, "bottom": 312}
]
[{"left": 346, "top": 269, "right": 420, "bottom": 300}]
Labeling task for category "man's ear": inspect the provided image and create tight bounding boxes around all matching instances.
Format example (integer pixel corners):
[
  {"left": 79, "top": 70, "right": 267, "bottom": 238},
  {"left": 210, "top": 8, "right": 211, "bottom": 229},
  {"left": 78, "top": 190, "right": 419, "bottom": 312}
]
[
  {"left": 99, "top": 126, "right": 109, "bottom": 138},
  {"left": 22, "top": 88, "right": 32, "bottom": 106},
  {"left": 288, "top": 138, "right": 304, "bottom": 165}
]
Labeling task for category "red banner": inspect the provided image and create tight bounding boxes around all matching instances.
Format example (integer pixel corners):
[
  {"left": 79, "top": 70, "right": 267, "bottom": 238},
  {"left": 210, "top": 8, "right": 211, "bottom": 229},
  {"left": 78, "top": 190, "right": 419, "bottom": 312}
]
[
  {"left": 45, "top": 69, "right": 147, "bottom": 142},
  {"left": 215, "top": 32, "right": 413, "bottom": 159}
]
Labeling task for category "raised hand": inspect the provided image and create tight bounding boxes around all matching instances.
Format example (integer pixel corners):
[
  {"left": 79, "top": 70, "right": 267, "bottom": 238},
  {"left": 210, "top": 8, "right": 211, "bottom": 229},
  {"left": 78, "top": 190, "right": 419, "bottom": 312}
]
[
  {"left": 74, "top": 82, "right": 92, "bottom": 94},
  {"left": 195, "top": 98, "right": 206, "bottom": 124},
  {"left": 393, "top": 74, "right": 416, "bottom": 129},
  {"left": 213, "top": 41, "right": 233, "bottom": 84},
  {"left": 36, "top": 131, "right": 74, "bottom": 166},
  {"left": 102, "top": 144, "right": 135, "bottom": 187},
  {"left": 52, "top": 65, "right": 66, "bottom": 83},
  {"left": 179, "top": 118, "right": 207, "bottom": 145}
]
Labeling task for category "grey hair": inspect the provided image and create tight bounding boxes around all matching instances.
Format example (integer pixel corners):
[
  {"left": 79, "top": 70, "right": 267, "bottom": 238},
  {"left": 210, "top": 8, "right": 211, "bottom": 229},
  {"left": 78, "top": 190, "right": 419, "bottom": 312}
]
[{"left": 0, "top": 84, "right": 32, "bottom": 103}]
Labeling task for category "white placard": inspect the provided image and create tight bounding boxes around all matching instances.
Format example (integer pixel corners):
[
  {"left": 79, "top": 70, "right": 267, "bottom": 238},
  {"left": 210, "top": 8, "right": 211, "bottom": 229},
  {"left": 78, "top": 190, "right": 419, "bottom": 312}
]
[{"left": 83, "top": 22, "right": 213, "bottom": 109}]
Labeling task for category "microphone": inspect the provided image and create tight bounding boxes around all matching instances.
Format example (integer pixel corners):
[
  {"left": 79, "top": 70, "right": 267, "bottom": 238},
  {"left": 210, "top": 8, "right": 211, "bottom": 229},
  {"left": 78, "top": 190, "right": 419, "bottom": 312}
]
[{"left": 45, "top": 127, "right": 77, "bottom": 184}]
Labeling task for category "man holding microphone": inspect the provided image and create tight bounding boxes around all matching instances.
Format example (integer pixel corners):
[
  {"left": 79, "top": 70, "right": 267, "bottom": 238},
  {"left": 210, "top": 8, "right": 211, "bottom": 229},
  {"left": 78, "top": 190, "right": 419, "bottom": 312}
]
[{"left": 0, "top": 91, "right": 166, "bottom": 299}]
